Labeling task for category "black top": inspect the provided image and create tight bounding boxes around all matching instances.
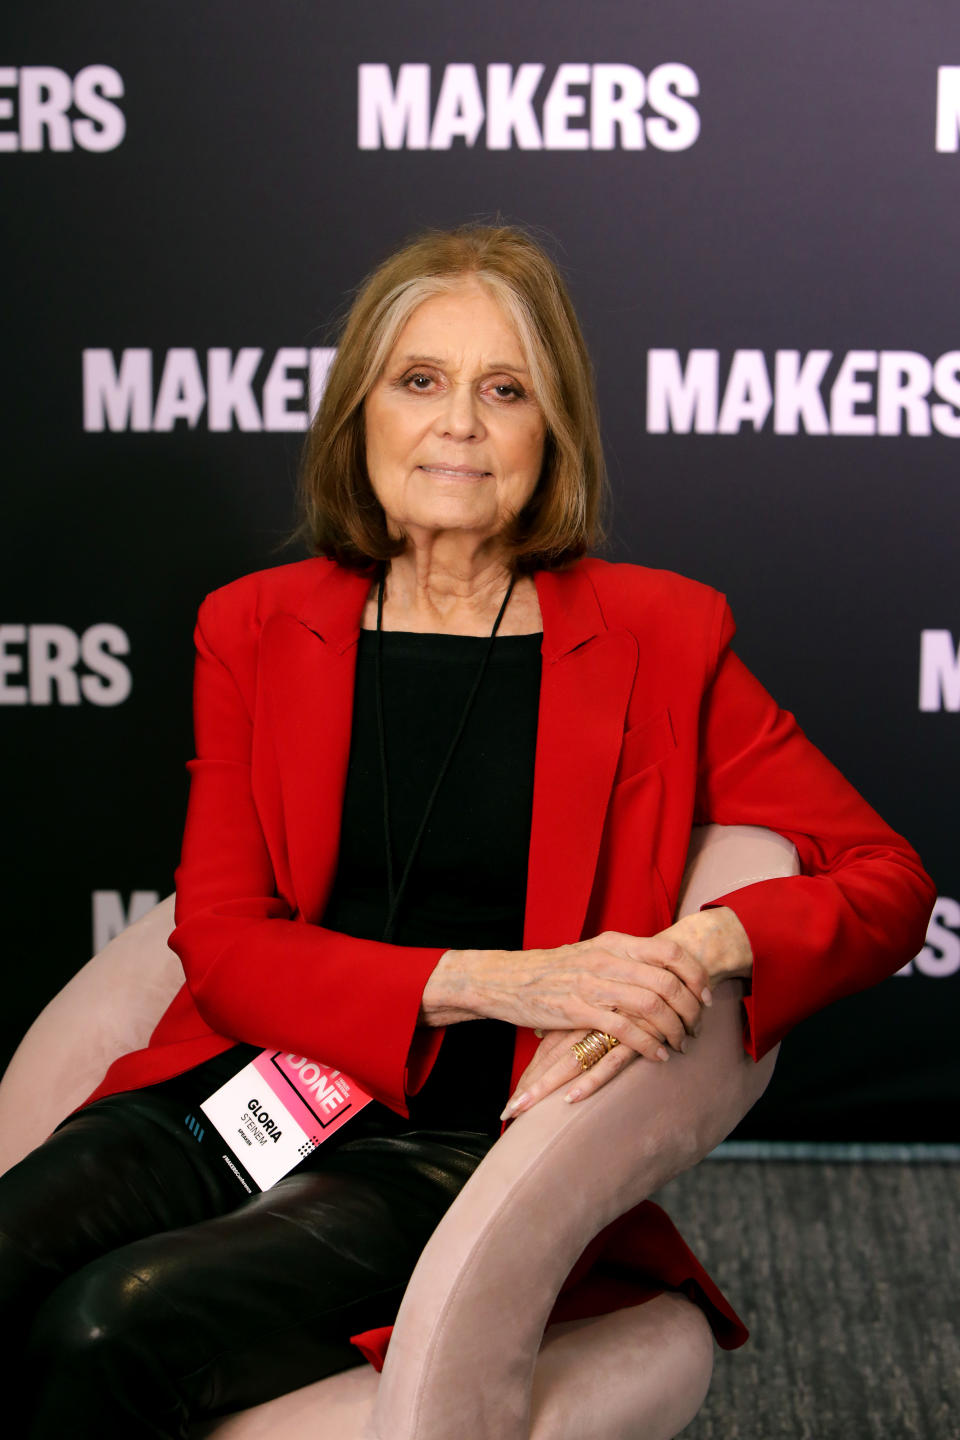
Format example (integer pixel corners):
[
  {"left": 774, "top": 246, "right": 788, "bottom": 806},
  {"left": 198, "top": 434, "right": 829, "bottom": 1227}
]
[
  {"left": 324, "top": 628, "right": 542, "bottom": 1131},
  {"left": 156, "top": 628, "right": 543, "bottom": 1139}
]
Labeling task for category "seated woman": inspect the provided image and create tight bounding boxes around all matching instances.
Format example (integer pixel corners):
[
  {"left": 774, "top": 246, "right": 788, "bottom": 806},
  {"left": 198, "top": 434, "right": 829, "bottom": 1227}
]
[{"left": 0, "top": 224, "right": 935, "bottom": 1437}]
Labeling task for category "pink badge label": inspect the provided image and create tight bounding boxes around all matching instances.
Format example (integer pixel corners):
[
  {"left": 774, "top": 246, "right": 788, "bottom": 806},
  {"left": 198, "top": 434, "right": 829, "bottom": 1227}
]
[
  {"left": 200, "top": 1050, "right": 374, "bottom": 1190},
  {"left": 253, "top": 1052, "right": 373, "bottom": 1139}
]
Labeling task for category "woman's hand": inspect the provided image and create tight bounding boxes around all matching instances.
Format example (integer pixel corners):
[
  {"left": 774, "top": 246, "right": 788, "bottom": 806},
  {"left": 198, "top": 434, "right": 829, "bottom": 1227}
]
[
  {"left": 495, "top": 907, "right": 754, "bottom": 1119},
  {"left": 422, "top": 929, "right": 713, "bottom": 1062},
  {"left": 498, "top": 1024, "right": 644, "bottom": 1121},
  {"left": 657, "top": 906, "right": 754, "bottom": 985}
]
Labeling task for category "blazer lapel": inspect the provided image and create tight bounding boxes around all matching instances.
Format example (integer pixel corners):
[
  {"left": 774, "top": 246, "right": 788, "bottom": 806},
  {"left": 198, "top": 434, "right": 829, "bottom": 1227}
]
[
  {"left": 261, "top": 557, "right": 636, "bottom": 965},
  {"left": 261, "top": 562, "right": 371, "bottom": 923},
  {"left": 525, "top": 567, "right": 638, "bottom": 950}
]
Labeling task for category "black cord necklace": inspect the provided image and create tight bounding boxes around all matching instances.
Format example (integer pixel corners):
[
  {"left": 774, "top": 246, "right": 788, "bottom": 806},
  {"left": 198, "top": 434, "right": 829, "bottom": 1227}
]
[{"left": 374, "top": 563, "right": 517, "bottom": 943}]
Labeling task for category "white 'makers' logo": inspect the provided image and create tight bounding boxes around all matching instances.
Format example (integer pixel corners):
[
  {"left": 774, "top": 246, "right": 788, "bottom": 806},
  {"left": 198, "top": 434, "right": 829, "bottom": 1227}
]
[
  {"left": 358, "top": 63, "right": 700, "bottom": 151},
  {"left": 0, "top": 624, "right": 131, "bottom": 705},
  {"left": 92, "top": 890, "right": 160, "bottom": 953},
  {"left": 646, "top": 350, "right": 960, "bottom": 436},
  {"left": 897, "top": 899, "right": 960, "bottom": 979},
  {"left": 936, "top": 66, "right": 960, "bottom": 152},
  {"left": 919, "top": 631, "right": 960, "bottom": 712},
  {"left": 0, "top": 65, "right": 125, "bottom": 152},
  {"left": 82, "top": 348, "right": 337, "bottom": 432}
]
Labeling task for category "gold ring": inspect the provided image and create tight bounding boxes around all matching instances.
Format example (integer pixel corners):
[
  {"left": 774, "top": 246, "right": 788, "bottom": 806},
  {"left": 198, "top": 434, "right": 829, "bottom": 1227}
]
[{"left": 571, "top": 1030, "right": 620, "bottom": 1072}]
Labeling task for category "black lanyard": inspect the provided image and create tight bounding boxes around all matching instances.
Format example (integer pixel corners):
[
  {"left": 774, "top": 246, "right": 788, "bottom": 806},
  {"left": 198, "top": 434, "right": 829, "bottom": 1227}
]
[{"left": 374, "top": 564, "right": 517, "bottom": 944}]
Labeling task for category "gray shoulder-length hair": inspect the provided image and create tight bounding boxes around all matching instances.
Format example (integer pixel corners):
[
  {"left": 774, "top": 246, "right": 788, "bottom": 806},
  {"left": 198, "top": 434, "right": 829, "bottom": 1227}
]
[{"left": 296, "top": 223, "right": 609, "bottom": 574}]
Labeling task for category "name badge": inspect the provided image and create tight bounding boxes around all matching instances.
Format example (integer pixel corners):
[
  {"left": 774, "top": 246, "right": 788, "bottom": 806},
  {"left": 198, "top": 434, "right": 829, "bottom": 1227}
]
[{"left": 200, "top": 1050, "right": 373, "bottom": 1191}]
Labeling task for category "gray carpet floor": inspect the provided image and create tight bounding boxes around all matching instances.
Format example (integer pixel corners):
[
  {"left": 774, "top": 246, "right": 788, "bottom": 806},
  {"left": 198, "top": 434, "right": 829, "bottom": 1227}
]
[{"left": 651, "top": 1162, "right": 959, "bottom": 1440}]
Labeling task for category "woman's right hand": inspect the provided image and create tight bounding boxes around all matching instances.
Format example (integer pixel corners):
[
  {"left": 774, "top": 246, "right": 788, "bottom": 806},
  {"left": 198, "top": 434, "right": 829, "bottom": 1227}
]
[{"left": 420, "top": 932, "right": 713, "bottom": 1061}]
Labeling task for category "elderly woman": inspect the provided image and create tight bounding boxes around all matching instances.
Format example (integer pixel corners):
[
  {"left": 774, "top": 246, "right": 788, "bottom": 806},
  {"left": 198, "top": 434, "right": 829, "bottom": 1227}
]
[{"left": 0, "top": 225, "right": 934, "bottom": 1436}]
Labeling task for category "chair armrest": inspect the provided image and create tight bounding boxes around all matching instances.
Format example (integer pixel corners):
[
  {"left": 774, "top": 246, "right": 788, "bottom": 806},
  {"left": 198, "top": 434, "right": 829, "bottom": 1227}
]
[
  {"left": 0, "top": 894, "right": 180, "bottom": 1174},
  {"left": 678, "top": 823, "right": 800, "bottom": 917},
  {"left": 369, "top": 825, "right": 799, "bottom": 1440}
]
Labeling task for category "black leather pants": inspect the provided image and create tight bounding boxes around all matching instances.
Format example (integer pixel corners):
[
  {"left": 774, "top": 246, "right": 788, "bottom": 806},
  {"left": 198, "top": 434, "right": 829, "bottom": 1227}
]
[{"left": 0, "top": 1088, "right": 496, "bottom": 1438}]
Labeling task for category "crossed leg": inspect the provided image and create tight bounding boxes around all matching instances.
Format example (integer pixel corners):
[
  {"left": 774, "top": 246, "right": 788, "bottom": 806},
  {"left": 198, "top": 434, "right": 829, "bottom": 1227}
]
[
  {"left": 0, "top": 1094, "right": 494, "bottom": 1439},
  {"left": 371, "top": 978, "right": 779, "bottom": 1440}
]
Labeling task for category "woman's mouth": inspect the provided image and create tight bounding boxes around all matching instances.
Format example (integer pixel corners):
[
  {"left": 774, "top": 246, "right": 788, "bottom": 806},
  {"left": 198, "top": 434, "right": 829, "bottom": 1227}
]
[{"left": 418, "top": 464, "right": 490, "bottom": 479}]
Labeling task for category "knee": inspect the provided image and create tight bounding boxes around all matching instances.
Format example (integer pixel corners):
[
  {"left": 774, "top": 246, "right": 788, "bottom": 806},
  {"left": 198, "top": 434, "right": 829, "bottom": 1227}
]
[
  {"left": 24, "top": 1256, "right": 196, "bottom": 1437},
  {"left": 28, "top": 1256, "right": 150, "bottom": 1379}
]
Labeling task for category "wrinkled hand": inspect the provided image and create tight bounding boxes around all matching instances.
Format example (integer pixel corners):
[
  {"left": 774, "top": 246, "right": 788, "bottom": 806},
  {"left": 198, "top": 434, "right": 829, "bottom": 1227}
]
[
  {"left": 464, "top": 929, "right": 712, "bottom": 1063},
  {"left": 498, "top": 908, "right": 752, "bottom": 1120},
  {"left": 498, "top": 1024, "right": 646, "bottom": 1121}
]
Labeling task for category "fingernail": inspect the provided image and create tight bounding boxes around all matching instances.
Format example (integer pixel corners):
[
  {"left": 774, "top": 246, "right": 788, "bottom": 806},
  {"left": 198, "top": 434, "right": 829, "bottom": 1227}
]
[
  {"left": 656, "top": 1046, "right": 670, "bottom": 1062},
  {"left": 701, "top": 988, "right": 713, "bottom": 1006},
  {"left": 499, "top": 1091, "right": 530, "bottom": 1120},
  {"left": 679, "top": 1039, "right": 689, "bottom": 1054},
  {"left": 564, "top": 1089, "right": 582, "bottom": 1103}
]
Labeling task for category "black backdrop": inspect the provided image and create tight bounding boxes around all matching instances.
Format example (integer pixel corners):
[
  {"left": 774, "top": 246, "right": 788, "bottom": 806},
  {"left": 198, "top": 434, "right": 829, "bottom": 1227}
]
[{"left": 3, "top": 1, "right": 957, "bottom": 1141}]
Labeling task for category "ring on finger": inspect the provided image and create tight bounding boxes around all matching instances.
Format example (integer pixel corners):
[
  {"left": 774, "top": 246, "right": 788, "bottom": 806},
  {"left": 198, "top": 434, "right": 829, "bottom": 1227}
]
[{"left": 571, "top": 1030, "right": 620, "bottom": 1072}]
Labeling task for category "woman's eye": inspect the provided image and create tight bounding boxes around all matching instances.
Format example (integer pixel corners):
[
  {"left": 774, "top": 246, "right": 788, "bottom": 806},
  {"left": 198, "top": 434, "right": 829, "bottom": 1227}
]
[
  {"left": 398, "top": 371, "right": 436, "bottom": 392},
  {"left": 398, "top": 373, "right": 524, "bottom": 400}
]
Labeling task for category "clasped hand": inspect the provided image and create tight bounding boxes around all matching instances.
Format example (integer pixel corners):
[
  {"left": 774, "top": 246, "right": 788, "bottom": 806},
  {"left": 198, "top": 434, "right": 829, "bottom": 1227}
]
[{"left": 488, "top": 908, "right": 752, "bottom": 1119}]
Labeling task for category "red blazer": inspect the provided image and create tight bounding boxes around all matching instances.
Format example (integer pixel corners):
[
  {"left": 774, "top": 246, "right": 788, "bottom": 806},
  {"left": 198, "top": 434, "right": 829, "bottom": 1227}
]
[{"left": 83, "top": 555, "right": 935, "bottom": 1355}]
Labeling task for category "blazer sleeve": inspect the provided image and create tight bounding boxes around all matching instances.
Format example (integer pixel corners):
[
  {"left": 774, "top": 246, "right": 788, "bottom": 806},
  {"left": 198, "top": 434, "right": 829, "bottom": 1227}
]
[
  {"left": 167, "top": 592, "right": 445, "bottom": 1115},
  {"left": 694, "top": 596, "right": 936, "bottom": 1061}
]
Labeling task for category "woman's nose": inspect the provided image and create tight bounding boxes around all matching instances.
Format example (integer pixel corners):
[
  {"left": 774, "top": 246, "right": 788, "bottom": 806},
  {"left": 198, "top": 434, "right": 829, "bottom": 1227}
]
[{"left": 434, "top": 384, "right": 484, "bottom": 441}]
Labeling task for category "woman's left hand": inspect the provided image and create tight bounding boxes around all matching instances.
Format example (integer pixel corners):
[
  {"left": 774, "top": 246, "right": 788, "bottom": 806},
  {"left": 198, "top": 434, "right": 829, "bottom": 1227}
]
[
  {"left": 499, "top": 907, "right": 753, "bottom": 1120},
  {"left": 499, "top": 1024, "right": 641, "bottom": 1120}
]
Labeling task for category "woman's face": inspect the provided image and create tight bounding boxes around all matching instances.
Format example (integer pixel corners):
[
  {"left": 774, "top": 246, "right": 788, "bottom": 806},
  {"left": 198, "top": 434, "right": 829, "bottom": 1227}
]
[{"left": 363, "top": 281, "right": 547, "bottom": 551}]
